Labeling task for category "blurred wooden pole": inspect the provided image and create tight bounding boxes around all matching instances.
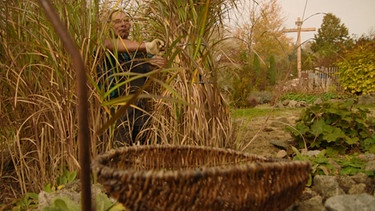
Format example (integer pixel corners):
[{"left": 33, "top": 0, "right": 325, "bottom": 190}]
[
  {"left": 283, "top": 17, "right": 315, "bottom": 78},
  {"left": 37, "top": 0, "right": 92, "bottom": 210}
]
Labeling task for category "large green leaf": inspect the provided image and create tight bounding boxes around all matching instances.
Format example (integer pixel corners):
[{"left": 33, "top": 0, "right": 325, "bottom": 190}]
[
  {"left": 361, "top": 136, "right": 375, "bottom": 153},
  {"left": 324, "top": 127, "right": 346, "bottom": 143},
  {"left": 345, "top": 136, "right": 359, "bottom": 145},
  {"left": 311, "top": 119, "right": 326, "bottom": 136},
  {"left": 292, "top": 123, "right": 310, "bottom": 136}
]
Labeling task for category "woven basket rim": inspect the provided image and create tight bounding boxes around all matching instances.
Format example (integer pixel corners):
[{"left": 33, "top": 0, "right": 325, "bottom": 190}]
[{"left": 92, "top": 145, "right": 311, "bottom": 179}]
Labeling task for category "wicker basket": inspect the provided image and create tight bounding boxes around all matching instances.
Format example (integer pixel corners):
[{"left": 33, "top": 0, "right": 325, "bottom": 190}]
[{"left": 92, "top": 145, "right": 311, "bottom": 211}]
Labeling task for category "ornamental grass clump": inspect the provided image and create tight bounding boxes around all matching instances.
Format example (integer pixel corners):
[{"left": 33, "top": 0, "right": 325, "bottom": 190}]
[
  {"left": 1, "top": 0, "right": 103, "bottom": 197},
  {"left": 0, "top": 0, "right": 237, "bottom": 201},
  {"left": 129, "top": 0, "right": 237, "bottom": 147}
]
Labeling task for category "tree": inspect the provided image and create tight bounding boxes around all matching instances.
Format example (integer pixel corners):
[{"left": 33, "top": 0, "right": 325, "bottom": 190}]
[
  {"left": 250, "top": 0, "right": 291, "bottom": 61},
  {"left": 267, "top": 55, "right": 276, "bottom": 86},
  {"left": 228, "top": 0, "right": 292, "bottom": 92},
  {"left": 311, "top": 13, "right": 352, "bottom": 66},
  {"left": 253, "top": 54, "right": 264, "bottom": 90},
  {"left": 336, "top": 35, "right": 375, "bottom": 95}
]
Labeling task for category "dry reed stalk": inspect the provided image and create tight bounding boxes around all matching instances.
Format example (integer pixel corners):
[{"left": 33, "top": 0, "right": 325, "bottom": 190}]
[
  {"left": 0, "top": 0, "right": 239, "bottom": 204},
  {"left": 0, "top": 0, "right": 104, "bottom": 203},
  {"left": 131, "top": 0, "right": 236, "bottom": 147}
]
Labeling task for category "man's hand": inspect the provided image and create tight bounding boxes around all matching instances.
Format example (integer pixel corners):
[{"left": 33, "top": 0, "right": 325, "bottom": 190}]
[
  {"left": 145, "top": 39, "right": 165, "bottom": 56},
  {"left": 149, "top": 56, "right": 167, "bottom": 68}
]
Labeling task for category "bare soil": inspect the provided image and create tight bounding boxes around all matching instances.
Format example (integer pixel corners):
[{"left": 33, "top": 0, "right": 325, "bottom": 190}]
[{"left": 234, "top": 105, "right": 302, "bottom": 157}]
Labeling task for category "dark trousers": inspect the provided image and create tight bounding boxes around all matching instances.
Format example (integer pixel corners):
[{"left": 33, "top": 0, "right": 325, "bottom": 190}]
[{"left": 113, "top": 99, "right": 150, "bottom": 145}]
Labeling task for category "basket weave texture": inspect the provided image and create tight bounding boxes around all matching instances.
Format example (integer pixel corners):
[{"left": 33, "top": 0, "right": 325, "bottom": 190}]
[{"left": 93, "top": 145, "right": 311, "bottom": 211}]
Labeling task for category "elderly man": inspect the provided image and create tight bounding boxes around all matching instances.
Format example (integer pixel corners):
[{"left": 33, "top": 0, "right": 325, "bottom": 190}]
[{"left": 98, "top": 9, "right": 166, "bottom": 145}]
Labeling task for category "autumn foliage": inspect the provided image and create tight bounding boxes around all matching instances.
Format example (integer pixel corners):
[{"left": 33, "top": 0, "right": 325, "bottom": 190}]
[{"left": 336, "top": 36, "right": 375, "bottom": 95}]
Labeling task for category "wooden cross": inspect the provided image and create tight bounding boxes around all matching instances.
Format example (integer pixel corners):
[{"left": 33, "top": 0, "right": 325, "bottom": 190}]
[{"left": 283, "top": 17, "right": 315, "bottom": 78}]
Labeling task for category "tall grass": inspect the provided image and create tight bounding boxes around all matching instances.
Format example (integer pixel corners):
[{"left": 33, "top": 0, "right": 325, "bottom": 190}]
[
  {"left": 135, "top": 0, "right": 236, "bottom": 147},
  {"left": 0, "top": 0, "right": 237, "bottom": 202},
  {"left": 0, "top": 0, "right": 104, "bottom": 199}
]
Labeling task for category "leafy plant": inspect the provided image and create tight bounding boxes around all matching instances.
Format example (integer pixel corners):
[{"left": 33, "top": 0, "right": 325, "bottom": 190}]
[
  {"left": 280, "top": 92, "right": 338, "bottom": 104},
  {"left": 337, "top": 156, "right": 373, "bottom": 176},
  {"left": 44, "top": 183, "right": 54, "bottom": 193},
  {"left": 336, "top": 36, "right": 375, "bottom": 95},
  {"left": 14, "top": 192, "right": 39, "bottom": 210},
  {"left": 56, "top": 169, "right": 77, "bottom": 188},
  {"left": 292, "top": 147, "right": 374, "bottom": 187},
  {"left": 42, "top": 198, "right": 81, "bottom": 211},
  {"left": 287, "top": 100, "right": 375, "bottom": 154},
  {"left": 292, "top": 147, "right": 336, "bottom": 182},
  {"left": 41, "top": 191, "right": 125, "bottom": 211}
]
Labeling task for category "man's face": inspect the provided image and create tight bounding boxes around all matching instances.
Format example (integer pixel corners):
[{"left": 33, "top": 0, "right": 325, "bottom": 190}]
[{"left": 110, "top": 11, "right": 131, "bottom": 39}]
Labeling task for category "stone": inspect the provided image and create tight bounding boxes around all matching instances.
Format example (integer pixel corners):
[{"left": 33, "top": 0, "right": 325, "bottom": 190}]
[
  {"left": 324, "top": 193, "right": 375, "bottom": 211},
  {"left": 351, "top": 172, "right": 370, "bottom": 184},
  {"left": 288, "top": 100, "right": 298, "bottom": 108},
  {"left": 270, "top": 120, "right": 285, "bottom": 128},
  {"left": 299, "top": 188, "right": 319, "bottom": 201},
  {"left": 296, "top": 101, "right": 309, "bottom": 107},
  {"left": 276, "top": 150, "right": 288, "bottom": 158},
  {"left": 38, "top": 183, "right": 112, "bottom": 210},
  {"left": 274, "top": 102, "right": 282, "bottom": 108},
  {"left": 348, "top": 183, "right": 367, "bottom": 195},
  {"left": 301, "top": 149, "right": 321, "bottom": 157},
  {"left": 38, "top": 189, "right": 81, "bottom": 210},
  {"left": 277, "top": 117, "right": 290, "bottom": 123},
  {"left": 365, "top": 160, "right": 375, "bottom": 173},
  {"left": 313, "top": 98, "right": 323, "bottom": 105},
  {"left": 297, "top": 195, "right": 325, "bottom": 211},
  {"left": 337, "top": 175, "right": 356, "bottom": 193},
  {"left": 358, "top": 153, "right": 375, "bottom": 162},
  {"left": 282, "top": 100, "right": 290, "bottom": 106},
  {"left": 313, "top": 175, "right": 345, "bottom": 199},
  {"left": 269, "top": 139, "right": 291, "bottom": 150}
]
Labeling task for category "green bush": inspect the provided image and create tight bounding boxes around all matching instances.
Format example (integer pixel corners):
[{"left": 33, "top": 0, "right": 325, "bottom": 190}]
[
  {"left": 336, "top": 37, "right": 375, "bottom": 95},
  {"left": 287, "top": 100, "right": 375, "bottom": 154}
]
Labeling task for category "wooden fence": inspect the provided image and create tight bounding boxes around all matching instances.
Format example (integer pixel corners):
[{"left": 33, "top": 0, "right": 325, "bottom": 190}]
[{"left": 301, "top": 66, "right": 339, "bottom": 91}]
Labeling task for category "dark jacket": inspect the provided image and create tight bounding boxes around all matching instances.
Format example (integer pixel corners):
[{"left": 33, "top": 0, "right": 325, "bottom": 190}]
[
  {"left": 97, "top": 51, "right": 152, "bottom": 99},
  {"left": 97, "top": 51, "right": 153, "bottom": 127}
]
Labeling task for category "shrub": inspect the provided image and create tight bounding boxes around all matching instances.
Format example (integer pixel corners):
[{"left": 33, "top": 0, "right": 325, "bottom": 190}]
[
  {"left": 280, "top": 92, "right": 338, "bottom": 104},
  {"left": 336, "top": 37, "right": 375, "bottom": 95},
  {"left": 250, "top": 91, "right": 273, "bottom": 104},
  {"left": 287, "top": 100, "right": 375, "bottom": 154}
]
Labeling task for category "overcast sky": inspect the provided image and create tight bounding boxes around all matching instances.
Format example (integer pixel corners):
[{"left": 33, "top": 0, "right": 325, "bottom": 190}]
[{"left": 279, "top": 0, "right": 375, "bottom": 43}]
